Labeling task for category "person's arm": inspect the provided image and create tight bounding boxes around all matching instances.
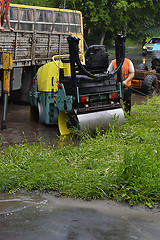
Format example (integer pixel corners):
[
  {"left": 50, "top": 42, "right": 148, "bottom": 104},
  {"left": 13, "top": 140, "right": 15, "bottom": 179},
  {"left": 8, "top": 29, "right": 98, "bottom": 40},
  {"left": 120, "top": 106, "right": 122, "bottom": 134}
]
[
  {"left": 6, "top": 14, "right": 14, "bottom": 31},
  {"left": 123, "top": 60, "right": 135, "bottom": 86},
  {"left": 122, "top": 72, "right": 135, "bottom": 86}
]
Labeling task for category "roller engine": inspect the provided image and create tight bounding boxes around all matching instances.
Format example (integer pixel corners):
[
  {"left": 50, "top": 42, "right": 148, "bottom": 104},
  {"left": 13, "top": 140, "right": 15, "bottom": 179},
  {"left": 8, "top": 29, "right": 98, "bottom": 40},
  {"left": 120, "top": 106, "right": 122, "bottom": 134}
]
[{"left": 30, "top": 34, "right": 126, "bottom": 135}]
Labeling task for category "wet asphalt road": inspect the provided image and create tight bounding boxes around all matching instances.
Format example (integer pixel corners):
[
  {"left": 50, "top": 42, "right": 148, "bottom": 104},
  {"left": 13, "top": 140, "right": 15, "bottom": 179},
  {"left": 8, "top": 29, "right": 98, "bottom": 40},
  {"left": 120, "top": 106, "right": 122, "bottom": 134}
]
[
  {"left": 1, "top": 192, "right": 160, "bottom": 240},
  {"left": 0, "top": 104, "right": 59, "bottom": 146}
]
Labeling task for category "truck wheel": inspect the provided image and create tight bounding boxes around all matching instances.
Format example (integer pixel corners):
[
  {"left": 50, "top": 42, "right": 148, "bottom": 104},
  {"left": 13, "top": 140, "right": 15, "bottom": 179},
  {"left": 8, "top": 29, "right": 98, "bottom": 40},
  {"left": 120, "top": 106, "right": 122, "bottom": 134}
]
[
  {"left": 142, "top": 74, "right": 158, "bottom": 96},
  {"left": 11, "top": 66, "right": 37, "bottom": 104},
  {"left": 137, "top": 63, "right": 148, "bottom": 71}
]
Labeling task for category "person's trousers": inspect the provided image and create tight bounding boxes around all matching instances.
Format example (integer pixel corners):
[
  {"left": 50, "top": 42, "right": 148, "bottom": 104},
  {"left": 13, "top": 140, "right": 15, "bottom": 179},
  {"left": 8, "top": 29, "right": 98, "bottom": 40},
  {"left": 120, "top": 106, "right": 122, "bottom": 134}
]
[{"left": 123, "top": 87, "right": 132, "bottom": 115}]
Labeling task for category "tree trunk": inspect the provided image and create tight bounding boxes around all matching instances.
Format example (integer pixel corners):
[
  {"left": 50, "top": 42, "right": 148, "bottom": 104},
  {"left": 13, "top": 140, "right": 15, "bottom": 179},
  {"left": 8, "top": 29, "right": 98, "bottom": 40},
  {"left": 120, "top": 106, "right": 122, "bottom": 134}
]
[{"left": 99, "top": 30, "right": 106, "bottom": 45}]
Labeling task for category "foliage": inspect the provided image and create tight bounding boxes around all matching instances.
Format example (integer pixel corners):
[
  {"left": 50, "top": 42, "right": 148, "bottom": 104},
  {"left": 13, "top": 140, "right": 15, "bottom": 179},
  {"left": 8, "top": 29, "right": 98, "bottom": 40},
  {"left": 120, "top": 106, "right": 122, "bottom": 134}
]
[
  {"left": 0, "top": 95, "right": 160, "bottom": 208},
  {"left": 12, "top": 0, "right": 52, "bottom": 7},
  {"left": 12, "top": 0, "right": 160, "bottom": 44}
]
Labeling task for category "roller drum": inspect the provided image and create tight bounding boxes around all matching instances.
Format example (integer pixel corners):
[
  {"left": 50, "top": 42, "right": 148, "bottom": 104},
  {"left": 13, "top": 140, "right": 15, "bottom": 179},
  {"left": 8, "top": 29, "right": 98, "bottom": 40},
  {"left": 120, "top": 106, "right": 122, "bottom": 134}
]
[
  {"left": 58, "top": 108, "right": 124, "bottom": 135},
  {"left": 77, "top": 108, "right": 125, "bottom": 132}
]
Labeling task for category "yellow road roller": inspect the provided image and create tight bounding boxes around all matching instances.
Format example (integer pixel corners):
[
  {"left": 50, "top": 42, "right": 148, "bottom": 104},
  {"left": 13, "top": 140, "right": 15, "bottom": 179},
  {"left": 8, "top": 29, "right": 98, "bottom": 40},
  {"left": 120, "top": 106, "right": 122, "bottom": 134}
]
[{"left": 29, "top": 34, "right": 125, "bottom": 135}]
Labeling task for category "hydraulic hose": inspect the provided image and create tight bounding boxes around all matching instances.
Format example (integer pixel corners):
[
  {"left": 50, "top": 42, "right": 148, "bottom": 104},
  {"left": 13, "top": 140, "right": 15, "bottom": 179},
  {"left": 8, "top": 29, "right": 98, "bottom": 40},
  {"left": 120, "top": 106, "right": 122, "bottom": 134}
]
[
  {"left": 68, "top": 36, "right": 98, "bottom": 79},
  {"left": 111, "top": 34, "right": 126, "bottom": 76},
  {"left": 68, "top": 35, "right": 126, "bottom": 80}
]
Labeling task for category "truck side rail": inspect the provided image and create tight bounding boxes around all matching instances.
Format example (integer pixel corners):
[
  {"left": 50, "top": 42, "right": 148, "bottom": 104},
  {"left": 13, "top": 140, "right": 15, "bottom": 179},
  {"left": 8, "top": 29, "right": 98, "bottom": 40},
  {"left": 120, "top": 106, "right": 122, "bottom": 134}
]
[
  {"left": 0, "top": 4, "right": 83, "bottom": 69},
  {"left": 0, "top": 31, "right": 70, "bottom": 68}
]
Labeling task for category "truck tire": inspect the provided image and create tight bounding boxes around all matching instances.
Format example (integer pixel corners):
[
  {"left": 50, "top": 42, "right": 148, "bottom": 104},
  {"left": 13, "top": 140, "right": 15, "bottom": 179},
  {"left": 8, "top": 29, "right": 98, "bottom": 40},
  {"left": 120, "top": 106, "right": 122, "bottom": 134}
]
[
  {"left": 11, "top": 66, "right": 37, "bottom": 104},
  {"left": 142, "top": 74, "right": 158, "bottom": 96},
  {"left": 137, "top": 63, "right": 148, "bottom": 71}
]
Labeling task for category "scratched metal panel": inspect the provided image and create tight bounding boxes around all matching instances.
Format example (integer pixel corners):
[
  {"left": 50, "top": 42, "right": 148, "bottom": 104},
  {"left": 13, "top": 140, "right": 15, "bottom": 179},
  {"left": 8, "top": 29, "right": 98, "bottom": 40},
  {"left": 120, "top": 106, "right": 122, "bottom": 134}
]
[
  {"left": 49, "top": 35, "right": 60, "bottom": 56},
  {"left": 57, "top": 34, "right": 70, "bottom": 55},
  {"left": 0, "top": 32, "right": 16, "bottom": 55},
  {"left": 14, "top": 32, "right": 32, "bottom": 60},
  {"left": 0, "top": 32, "right": 32, "bottom": 61},
  {"left": 35, "top": 33, "right": 52, "bottom": 58},
  {"left": 35, "top": 33, "right": 70, "bottom": 58},
  {"left": 0, "top": 31, "right": 70, "bottom": 67}
]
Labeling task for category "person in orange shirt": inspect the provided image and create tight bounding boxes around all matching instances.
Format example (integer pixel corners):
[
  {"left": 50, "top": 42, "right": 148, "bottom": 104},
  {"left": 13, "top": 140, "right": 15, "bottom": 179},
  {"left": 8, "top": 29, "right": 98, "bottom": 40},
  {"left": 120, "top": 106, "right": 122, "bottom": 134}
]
[
  {"left": 108, "top": 58, "right": 135, "bottom": 115},
  {"left": 0, "top": 0, "right": 14, "bottom": 32}
]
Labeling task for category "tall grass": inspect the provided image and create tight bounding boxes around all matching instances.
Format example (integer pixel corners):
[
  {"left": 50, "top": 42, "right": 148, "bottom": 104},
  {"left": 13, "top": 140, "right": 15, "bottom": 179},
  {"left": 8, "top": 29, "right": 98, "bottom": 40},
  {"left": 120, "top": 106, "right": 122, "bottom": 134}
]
[{"left": 0, "top": 96, "right": 160, "bottom": 207}]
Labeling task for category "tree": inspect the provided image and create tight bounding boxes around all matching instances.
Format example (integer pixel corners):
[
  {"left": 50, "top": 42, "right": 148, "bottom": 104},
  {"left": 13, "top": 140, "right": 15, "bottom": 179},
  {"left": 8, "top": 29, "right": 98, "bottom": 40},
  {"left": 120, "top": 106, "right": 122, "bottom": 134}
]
[
  {"left": 12, "top": 0, "right": 160, "bottom": 45},
  {"left": 72, "top": 0, "right": 160, "bottom": 45},
  {"left": 127, "top": 0, "right": 160, "bottom": 41},
  {"left": 12, "top": 0, "right": 58, "bottom": 7},
  {"left": 65, "top": 0, "right": 137, "bottom": 44}
]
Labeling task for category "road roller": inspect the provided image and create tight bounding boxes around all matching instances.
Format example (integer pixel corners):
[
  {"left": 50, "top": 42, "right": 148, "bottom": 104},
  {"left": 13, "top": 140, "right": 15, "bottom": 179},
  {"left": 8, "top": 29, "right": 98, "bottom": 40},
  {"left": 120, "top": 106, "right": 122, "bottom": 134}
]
[{"left": 29, "top": 34, "right": 125, "bottom": 135}]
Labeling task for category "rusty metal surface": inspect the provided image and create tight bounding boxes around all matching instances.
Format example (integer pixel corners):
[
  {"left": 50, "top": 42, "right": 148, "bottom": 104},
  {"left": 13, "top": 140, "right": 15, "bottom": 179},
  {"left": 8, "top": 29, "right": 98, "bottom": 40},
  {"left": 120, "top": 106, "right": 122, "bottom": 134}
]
[
  {"left": 134, "top": 70, "right": 160, "bottom": 91},
  {"left": 134, "top": 70, "right": 160, "bottom": 80},
  {"left": 0, "top": 31, "right": 70, "bottom": 68},
  {"left": 2, "top": 52, "right": 13, "bottom": 70},
  {"left": 1, "top": 53, "right": 13, "bottom": 92}
]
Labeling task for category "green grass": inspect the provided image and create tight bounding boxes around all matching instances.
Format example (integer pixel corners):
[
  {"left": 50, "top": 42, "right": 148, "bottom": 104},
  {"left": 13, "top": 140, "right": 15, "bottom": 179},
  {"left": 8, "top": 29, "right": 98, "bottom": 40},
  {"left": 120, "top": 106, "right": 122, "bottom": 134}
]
[
  {"left": 0, "top": 96, "right": 160, "bottom": 207},
  {"left": 125, "top": 38, "right": 141, "bottom": 47}
]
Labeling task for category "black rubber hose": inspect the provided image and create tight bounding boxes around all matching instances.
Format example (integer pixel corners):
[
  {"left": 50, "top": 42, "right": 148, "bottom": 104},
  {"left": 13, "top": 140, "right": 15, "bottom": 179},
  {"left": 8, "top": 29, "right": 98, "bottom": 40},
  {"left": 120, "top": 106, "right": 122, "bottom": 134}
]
[
  {"left": 74, "top": 41, "right": 99, "bottom": 79},
  {"left": 110, "top": 37, "right": 125, "bottom": 75},
  {"left": 74, "top": 36, "right": 125, "bottom": 79}
]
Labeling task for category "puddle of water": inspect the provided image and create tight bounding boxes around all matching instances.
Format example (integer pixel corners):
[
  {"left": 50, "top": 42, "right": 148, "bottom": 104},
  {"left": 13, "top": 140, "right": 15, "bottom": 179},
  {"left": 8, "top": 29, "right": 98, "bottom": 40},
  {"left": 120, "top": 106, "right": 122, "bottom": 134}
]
[
  {"left": 0, "top": 104, "right": 60, "bottom": 146},
  {"left": 0, "top": 191, "right": 160, "bottom": 240}
]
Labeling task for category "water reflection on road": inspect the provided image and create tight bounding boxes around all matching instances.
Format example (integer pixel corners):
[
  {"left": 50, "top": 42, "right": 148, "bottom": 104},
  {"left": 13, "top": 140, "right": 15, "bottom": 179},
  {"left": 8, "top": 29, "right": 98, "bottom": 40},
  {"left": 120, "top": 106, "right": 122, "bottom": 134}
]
[
  {"left": 0, "top": 104, "right": 60, "bottom": 146},
  {"left": 1, "top": 191, "right": 160, "bottom": 240}
]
